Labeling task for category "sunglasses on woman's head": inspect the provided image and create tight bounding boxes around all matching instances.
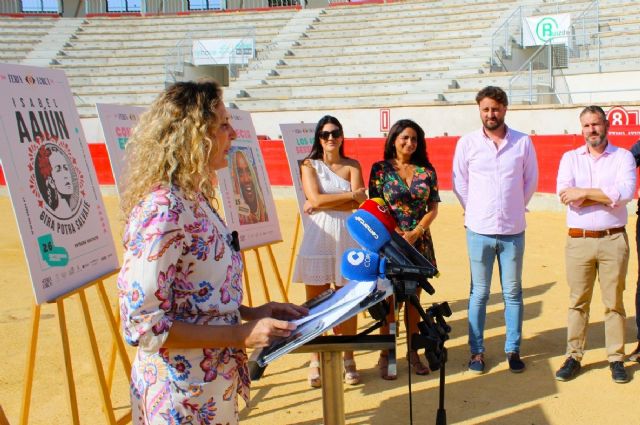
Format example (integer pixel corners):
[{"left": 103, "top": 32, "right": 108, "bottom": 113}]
[{"left": 319, "top": 130, "right": 342, "bottom": 140}]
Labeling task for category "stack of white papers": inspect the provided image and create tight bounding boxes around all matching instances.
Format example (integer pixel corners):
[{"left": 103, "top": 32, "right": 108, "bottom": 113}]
[{"left": 257, "top": 279, "right": 393, "bottom": 366}]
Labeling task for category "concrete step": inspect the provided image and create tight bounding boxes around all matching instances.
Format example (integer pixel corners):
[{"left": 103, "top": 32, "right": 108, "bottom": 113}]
[{"left": 53, "top": 64, "right": 167, "bottom": 76}]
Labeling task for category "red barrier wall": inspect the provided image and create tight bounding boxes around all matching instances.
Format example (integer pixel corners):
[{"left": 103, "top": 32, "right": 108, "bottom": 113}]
[{"left": 1, "top": 135, "right": 638, "bottom": 193}]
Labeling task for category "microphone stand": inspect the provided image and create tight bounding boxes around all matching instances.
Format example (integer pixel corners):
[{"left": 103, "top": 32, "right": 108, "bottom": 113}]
[{"left": 400, "top": 283, "right": 450, "bottom": 425}]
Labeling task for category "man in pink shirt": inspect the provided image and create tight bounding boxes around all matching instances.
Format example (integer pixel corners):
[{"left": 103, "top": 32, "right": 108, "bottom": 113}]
[
  {"left": 453, "top": 86, "right": 539, "bottom": 374},
  {"left": 555, "top": 105, "right": 636, "bottom": 383}
]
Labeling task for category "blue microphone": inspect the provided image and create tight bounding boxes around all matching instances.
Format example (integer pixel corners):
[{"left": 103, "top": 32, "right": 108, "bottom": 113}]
[
  {"left": 346, "top": 210, "right": 437, "bottom": 294},
  {"left": 346, "top": 210, "right": 414, "bottom": 268},
  {"left": 341, "top": 249, "right": 384, "bottom": 281},
  {"left": 341, "top": 248, "right": 436, "bottom": 295}
]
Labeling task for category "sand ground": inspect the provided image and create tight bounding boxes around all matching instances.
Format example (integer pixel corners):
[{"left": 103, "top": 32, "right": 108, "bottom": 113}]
[{"left": 0, "top": 195, "right": 639, "bottom": 425}]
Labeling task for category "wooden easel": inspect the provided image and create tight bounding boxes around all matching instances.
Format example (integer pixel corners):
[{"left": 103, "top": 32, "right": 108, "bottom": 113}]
[
  {"left": 285, "top": 214, "right": 302, "bottom": 294},
  {"left": 20, "top": 269, "right": 131, "bottom": 425},
  {"left": 241, "top": 242, "right": 289, "bottom": 306}
]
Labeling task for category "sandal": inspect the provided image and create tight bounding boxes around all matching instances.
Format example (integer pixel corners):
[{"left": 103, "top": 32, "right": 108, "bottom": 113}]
[
  {"left": 343, "top": 358, "right": 361, "bottom": 385},
  {"left": 629, "top": 342, "right": 640, "bottom": 362},
  {"left": 377, "top": 352, "right": 397, "bottom": 380},
  {"left": 308, "top": 360, "right": 321, "bottom": 388},
  {"left": 407, "top": 350, "right": 430, "bottom": 376}
]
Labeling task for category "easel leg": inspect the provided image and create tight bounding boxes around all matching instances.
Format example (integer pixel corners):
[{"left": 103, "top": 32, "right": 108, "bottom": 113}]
[
  {"left": 286, "top": 214, "right": 301, "bottom": 294},
  {"left": 78, "top": 290, "right": 117, "bottom": 424},
  {"left": 57, "top": 299, "right": 81, "bottom": 425},
  {"left": 253, "top": 248, "right": 271, "bottom": 302},
  {"left": 106, "top": 321, "right": 118, "bottom": 392},
  {"left": 19, "top": 304, "right": 40, "bottom": 425},
  {"left": 0, "top": 404, "right": 9, "bottom": 425},
  {"left": 266, "top": 245, "right": 289, "bottom": 302},
  {"left": 96, "top": 281, "right": 131, "bottom": 389},
  {"left": 241, "top": 251, "right": 253, "bottom": 307}
]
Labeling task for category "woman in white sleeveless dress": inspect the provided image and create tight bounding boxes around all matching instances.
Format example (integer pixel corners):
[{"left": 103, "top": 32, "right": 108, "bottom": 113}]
[{"left": 292, "top": 115, "right": 368, "bottom": 387}]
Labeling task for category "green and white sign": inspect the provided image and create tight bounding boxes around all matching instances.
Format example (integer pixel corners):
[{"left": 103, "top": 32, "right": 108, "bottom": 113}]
[
  {"left": 523, "top": 13, "right": 571, "bottom": 47},
  {"left": 192, "top": 38, "right": 255, "bottom": 66}
]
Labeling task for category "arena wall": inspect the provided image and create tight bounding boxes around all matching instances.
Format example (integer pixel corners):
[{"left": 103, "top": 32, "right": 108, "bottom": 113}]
[{"left": 3, "top": 132, "right": 638, "bottom": 196}]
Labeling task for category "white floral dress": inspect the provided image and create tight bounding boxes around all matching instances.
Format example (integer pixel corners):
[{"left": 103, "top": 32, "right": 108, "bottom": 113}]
[{"left": 118, "top": 185, "right": 249, "bottom": 425}]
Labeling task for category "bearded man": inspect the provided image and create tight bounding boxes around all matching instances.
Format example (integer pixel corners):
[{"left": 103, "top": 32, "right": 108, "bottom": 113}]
[{"left": 555, "top": 105, "right": 636, "bottom": 383}]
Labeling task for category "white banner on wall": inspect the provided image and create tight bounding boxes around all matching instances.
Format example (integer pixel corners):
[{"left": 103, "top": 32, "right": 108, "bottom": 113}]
[
  {"left": 217, "top": 109, "right": 281, "bottom": 250},
  {"left": 95, "top": 103, "right": 145, "bottom": 193},
  {"left": 192, "top": 38, "right": 256, "bottom": 66},
  {"left": 0, "top": 64, "right": 119, "bottom": 304},
  {"left": 279, "top": 123, "right": 316, "bottom": 232},
  {"left": 523, "top": 13, "right": 571, "bottom": 47}
]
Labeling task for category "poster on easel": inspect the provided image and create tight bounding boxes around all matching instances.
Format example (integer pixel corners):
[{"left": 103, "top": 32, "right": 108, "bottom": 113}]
[
  {"left": 0, "top": 63, "right": 119, "bottom": 304},
  {"left": 217, "top": 108, "right": 281, "bottom": 249},
  {"left": 95, "top": 103, "right": 145, "bottom": 193},
  {"left": 280, "top": 122, "right": 316, "bottom": 232}
]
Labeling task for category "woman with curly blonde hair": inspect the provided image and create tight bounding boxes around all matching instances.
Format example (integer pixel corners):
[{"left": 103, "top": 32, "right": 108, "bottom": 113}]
[{"left": 118, "top": 79, "right": 307, "bottom": 425}]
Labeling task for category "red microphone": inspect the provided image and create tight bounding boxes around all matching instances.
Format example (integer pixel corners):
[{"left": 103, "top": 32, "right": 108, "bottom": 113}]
[
  {"left": 359, "top": 198, "right": 396, "bottom": 232},
  {"left": 359, "top": 198, "right": 439, "bottom": 278}
]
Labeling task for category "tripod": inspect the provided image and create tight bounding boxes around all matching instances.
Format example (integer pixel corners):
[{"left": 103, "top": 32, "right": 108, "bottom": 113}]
[{"left": 392, "top": 278, "right": 451, "bottom": 425}]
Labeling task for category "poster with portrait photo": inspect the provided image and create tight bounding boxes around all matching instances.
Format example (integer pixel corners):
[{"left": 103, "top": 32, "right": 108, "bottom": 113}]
[
  {"left": 95, "top": 103, "right": 145, "bottom": 193},
  {"left": 279, "top": 122, "right": 316, "bottom": 232},
  {"left": 0, "top": 63, "right": 118, "bottom": 304},
  {"left": 217, "top": 108, "right": 281, "bottom": 250}
]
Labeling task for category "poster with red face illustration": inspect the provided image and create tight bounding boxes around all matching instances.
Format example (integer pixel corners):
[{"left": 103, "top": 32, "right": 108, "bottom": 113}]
[
  {"left": 216, "top": 108, "right": 281, "bottom": 250},
  {"left": 0, "top": 64, "right": 118, "bottom": 304}
]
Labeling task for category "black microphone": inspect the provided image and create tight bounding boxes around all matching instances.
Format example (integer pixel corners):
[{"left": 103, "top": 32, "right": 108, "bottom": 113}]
[{"left": 231, "top": 231, "right": 240, "bottom": 252}]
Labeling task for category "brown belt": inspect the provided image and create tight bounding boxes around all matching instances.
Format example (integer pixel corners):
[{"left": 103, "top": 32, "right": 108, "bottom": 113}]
[{"left": 568, "top": 227, "right": 625, "bottom": 238}]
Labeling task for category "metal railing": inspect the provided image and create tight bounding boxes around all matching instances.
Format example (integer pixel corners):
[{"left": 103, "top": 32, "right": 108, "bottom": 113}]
[
  {"left": 505, "top": 1, "right": 603, "bottom": 104},
  {"left": 491, "top": 0, "right": 599, "bottom": 72},
  {"left": 490, "top": 5, "right": 524, "bottom": 71},
  {"left": 508, "top": 39, "right": 560, "bottom": 105}
]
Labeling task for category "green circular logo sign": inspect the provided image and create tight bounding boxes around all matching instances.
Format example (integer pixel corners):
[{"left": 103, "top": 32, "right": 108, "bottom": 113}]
[{"left": 536, "top": 17, "right": 559, "bottom": 42}]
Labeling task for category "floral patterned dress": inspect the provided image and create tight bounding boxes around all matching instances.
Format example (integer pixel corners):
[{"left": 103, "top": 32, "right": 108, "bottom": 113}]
[
  {"left": 118, "top": 185, "right": 249, "bottom": 425},
  {"left": 368, "top": 160, "right": 440, "bottom": 266}
]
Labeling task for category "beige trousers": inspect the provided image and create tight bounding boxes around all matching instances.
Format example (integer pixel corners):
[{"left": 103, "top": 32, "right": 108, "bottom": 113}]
[{"left": 565, "top": 232, "right": 628, "bottom": 362}]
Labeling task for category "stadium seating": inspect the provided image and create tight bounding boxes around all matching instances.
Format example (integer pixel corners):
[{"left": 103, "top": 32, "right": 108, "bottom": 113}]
[
  {"left": 0, "top": 0, "right": 639, "bottom": 115},
  {"left": 47, "top": 8, "right": 296, "bottom": 116},
  {"left": 0, "top": 17, "right": 58, "bottom": 63}
]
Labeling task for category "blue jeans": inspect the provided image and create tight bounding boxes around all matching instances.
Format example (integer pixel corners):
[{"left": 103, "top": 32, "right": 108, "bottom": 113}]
[{"left": 466, "top": 229, "right": 525, "bottom": 354}]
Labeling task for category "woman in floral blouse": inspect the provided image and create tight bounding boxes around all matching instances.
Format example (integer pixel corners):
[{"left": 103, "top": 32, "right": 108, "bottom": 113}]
[
  {"left": 368, "top": 119, "right": 440, "bottom": 379},
  {"left": 118, "top": 80, "right": 307, "bottom": 425}
]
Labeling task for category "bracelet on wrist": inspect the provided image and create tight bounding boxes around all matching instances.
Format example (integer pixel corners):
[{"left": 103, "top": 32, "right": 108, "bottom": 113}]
[{"left": 415, "top": 224, "right": 426, "bottom": 235}]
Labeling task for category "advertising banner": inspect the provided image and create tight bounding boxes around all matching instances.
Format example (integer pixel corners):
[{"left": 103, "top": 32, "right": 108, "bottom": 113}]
[
  {"left": 0, "top": 64, "right": 118, "bottom": 304},
  {"left": 523, "top": 13, "right": 571, "bottom": 47},
  {"left": 279, "top": 122, "right": 316, "bottom": 232},
  {"left": 217, "top": 109, "right": 281, "bottom": 249},
  {"left": 95, "top": 103, "right": 145, "bottom": 193},
  {"left": 605, "top": 106, "right": 640, "bottom": 137},
  {"left": 192, "top": 38, "right": 256, "bottom": 66}
]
